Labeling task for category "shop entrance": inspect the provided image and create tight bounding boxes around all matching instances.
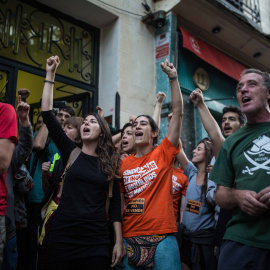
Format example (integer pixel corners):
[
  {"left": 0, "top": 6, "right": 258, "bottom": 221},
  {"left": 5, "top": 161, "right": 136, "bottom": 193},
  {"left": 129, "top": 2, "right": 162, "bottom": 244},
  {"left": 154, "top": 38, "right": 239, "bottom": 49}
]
[
  {"left": 0, "top": 0, "right": 99, "bottom": 129},
  {"left": 0, "top": 59, "right": 94, "bottom": 131}
]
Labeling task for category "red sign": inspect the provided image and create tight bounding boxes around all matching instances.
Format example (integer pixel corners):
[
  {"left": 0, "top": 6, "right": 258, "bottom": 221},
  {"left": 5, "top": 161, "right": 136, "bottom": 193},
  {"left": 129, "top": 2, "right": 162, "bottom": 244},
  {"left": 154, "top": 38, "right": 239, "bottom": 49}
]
[
  {"left": 180, "top": 27, "right": 246, "bottom": 81},
  {"left": 156, "top": 43, "right": 169, "bottom": 60}
]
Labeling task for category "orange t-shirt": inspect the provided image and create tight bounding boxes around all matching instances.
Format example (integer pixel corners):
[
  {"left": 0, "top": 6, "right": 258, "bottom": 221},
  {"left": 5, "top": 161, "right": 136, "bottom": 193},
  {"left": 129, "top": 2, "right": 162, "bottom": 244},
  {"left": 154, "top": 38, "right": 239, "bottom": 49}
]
[
  {"left": 120, "top": 136, "right": 179, "bottom": 238},
  {"left": 172, "top": 168, "right": 188, "bottom": 222}
]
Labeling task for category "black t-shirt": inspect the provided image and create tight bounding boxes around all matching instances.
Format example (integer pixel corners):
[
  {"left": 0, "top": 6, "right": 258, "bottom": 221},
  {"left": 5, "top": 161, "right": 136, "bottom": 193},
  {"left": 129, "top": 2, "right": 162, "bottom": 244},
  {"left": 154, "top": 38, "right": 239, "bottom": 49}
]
[{"left": 42, "top": 110, "right": 121, "bottom": 261}]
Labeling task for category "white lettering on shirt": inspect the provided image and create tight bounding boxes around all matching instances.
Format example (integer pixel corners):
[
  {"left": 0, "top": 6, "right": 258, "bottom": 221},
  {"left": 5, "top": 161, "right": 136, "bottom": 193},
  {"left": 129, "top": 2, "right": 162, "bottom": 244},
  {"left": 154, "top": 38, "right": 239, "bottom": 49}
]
[{"left": 123, "top": 161, "right": 158, "bottom": 198}]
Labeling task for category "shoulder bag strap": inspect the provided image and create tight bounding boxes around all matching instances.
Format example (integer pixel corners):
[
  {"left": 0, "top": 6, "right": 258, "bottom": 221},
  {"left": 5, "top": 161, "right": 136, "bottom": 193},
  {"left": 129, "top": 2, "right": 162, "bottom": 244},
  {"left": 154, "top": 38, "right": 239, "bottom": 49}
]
[
  {"left": 105, "top": 179, "right": 114, "bottom": 216},
  {"left": 57, "top": 147, "right": 81, "bottom": 198}
]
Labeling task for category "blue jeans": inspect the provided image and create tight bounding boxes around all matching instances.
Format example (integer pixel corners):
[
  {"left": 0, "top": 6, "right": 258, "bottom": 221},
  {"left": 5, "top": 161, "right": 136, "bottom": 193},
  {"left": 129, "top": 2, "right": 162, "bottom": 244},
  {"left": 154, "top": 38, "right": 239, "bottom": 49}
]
[
  {"left": 1, "top": 236, "right": 18, "bottom": 270},
  {"left": 218, "top": 240, "right": 270, "bottom": 270},
  {"left": 116, "top": 235, "right": 181, "bottom": 270}
]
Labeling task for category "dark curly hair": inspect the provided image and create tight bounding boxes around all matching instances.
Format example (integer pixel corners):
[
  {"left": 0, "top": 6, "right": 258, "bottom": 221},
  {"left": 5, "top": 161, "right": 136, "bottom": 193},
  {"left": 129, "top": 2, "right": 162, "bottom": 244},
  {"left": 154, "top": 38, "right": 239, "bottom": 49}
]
[
  {"left": 222, "top": 106, "right": 246, "bottom": 125},
  {"left": 85, "top": 113, "right": 120, "bottom": 181},
  {"left": 60, "top": 105, "right": 75, "bottom": 117}
]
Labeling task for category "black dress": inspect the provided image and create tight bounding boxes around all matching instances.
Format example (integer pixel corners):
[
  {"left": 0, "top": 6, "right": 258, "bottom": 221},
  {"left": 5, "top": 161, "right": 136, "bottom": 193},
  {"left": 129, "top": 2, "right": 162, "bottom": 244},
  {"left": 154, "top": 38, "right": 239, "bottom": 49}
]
[{"left": 41, "top": 110, "right": 121, "bottom": 262}]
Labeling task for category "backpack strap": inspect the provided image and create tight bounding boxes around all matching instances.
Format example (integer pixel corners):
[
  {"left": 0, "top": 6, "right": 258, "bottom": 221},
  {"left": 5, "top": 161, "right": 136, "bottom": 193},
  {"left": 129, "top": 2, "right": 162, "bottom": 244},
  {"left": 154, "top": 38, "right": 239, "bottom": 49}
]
[
  {"left": 57, "top": 147, "right": 81, "bottom": 198},
  {"left": 105, "top": 179, "right": 114, "bottom": 216}
]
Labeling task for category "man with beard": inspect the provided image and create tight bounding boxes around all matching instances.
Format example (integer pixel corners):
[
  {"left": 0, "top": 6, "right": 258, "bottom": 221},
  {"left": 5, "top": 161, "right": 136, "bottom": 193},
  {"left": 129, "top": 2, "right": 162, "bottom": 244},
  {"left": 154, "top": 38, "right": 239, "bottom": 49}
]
[
  {"left": 221, "top": 106, "right": 246, "bottom": 138},
  {"left": 213, "top": 105, "right": 246, "bottom": 254}
]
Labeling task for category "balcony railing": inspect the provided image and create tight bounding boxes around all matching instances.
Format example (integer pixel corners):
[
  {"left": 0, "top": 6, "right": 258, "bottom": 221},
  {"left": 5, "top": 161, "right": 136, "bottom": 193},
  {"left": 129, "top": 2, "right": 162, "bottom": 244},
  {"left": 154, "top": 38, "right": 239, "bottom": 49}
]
[{"left": 225, "top": 0, "right": 261, "bottom": 24}]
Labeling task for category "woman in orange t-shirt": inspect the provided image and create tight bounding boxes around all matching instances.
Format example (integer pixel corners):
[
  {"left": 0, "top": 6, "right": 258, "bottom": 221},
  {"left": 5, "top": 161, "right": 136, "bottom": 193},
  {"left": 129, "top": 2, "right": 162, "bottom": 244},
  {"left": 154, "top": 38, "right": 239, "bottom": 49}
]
[{"left": 116, "top": 59, "right": 183, "bottom": 270}]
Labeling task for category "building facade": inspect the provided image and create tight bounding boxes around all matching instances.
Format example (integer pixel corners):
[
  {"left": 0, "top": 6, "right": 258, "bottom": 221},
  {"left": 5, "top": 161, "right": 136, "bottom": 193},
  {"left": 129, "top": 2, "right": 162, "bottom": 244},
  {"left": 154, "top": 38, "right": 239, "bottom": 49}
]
[{"left": 0, "top": 0, "right": 269, "bottom": 156}]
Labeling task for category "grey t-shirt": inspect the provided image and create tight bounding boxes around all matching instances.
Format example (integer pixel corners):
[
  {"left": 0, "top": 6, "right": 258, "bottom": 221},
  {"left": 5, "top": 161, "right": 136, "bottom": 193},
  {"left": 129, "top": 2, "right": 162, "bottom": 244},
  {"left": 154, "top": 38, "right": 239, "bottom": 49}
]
[{"left": 182, "top": 162, "right": 216, "bottom": 232}]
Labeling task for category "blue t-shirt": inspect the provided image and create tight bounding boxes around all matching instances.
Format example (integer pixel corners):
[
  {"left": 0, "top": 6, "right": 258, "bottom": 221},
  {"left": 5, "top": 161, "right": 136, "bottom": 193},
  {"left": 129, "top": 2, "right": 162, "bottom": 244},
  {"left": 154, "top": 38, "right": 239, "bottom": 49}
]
[
  {"left": 28, "top": 132, "right": 58, "bottom": 203},
  {"left": 182, "top": 162, "right": 216, "bottom": 232}
]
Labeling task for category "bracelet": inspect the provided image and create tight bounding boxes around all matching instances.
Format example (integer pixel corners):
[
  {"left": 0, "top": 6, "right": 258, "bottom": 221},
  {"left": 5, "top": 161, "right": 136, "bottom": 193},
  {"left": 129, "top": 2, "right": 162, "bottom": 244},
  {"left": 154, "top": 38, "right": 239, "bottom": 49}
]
[
  {"left": 169, "top": 76, "right": 178, "bottom": 80},
  {"left": 44, "top": 80, "right": 55, "bottom": 84}
]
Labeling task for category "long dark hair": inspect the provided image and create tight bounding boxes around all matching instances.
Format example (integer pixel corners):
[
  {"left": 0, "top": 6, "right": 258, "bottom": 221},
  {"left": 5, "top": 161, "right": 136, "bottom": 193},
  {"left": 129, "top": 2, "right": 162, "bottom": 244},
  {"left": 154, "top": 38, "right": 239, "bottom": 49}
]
[
  {"left": 197, "top": 138, "right": 213, "bottom": 202},
  {"left": 87, "top": 113, "right": 120, "bottom": 181}
]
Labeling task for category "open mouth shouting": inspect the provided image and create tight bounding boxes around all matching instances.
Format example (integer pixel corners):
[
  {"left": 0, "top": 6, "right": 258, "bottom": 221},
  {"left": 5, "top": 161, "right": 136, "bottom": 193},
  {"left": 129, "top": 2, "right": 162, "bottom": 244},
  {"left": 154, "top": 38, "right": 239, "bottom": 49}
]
[
  {"left": 82, "top": 127, "right": 91, "bottom": 138},
  {"left": 122, "top": 140, "right": 129, "bottom": 149},
  {"left": 135, "top": 131, "right": 143, "bottom": 140},
  {"left": 83, "top": 127, "right": 90, "bottom": 133},
  {"left": 242, "top": 96, "right": 251, "bottom": 104},
  {"left": 224, "top": 125, "right": 232, "bottom": 132}
]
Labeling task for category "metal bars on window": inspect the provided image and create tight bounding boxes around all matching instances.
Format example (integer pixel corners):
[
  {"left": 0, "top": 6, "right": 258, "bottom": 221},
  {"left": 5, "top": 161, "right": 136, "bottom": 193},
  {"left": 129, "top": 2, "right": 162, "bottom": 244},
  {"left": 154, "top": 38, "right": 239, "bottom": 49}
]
[
  {"left": 225, "top": 0, "right": 261, "bottom": 24},
  {"left": 0, "top": 0, "right": 99, "bottom": 85}
]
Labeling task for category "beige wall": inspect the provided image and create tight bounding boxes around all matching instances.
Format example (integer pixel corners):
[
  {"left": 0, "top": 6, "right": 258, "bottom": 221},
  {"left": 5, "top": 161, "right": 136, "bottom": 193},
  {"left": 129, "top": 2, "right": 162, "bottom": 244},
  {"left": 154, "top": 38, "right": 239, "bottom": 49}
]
[
  {"left": 155, "top": 0, "right": 180, "bottom": 12},
  {"left": 260, "top": 0, "right": 270, "bottom": 35},
  {"left": 99, "top": 20, "right": 120, "bottom": 126},
  {"left": 94, "top": 0, "right": 157, "bottom": 128}
]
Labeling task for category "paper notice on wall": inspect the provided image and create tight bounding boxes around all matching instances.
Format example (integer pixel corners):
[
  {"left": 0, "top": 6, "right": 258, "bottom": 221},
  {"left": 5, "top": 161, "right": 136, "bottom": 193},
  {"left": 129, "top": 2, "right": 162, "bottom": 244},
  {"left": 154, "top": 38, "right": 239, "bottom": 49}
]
[{"left": 156, "top": 32, "right": 170, "bottom": 61}]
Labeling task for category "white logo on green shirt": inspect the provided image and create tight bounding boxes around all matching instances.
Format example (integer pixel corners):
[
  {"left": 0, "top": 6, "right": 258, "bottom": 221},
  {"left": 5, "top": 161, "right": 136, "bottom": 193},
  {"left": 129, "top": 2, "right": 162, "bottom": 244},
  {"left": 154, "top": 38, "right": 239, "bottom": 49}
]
[{"left": 242, "top": 135, "right": 270, "bottom": 175}]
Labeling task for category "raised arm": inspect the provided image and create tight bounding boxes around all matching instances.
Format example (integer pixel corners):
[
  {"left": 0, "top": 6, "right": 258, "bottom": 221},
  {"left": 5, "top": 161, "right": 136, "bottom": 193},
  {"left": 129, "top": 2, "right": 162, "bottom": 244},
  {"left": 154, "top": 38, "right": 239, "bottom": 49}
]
[
  {"left": 41, "top": 56, "right": 75, "bottom": 162},
  {"left": 96, "top": 105, "right": 104, "bottom": 118},
  {"left": 175, "top": 139, "right": 189, "bottom": 170},
  {"left": 33, "top": 123, "right": 49, "bottom": 151},
  {"left": 167, "top": 111, "right": 187, "bottom": 170},
  {"left": 112, "top": 132, "right": 121, "bottom": 145},
  {"left": 160, "top": 60, "right": 183, "bottom": 147},
  {"left": 36, "top": 57, "right": 59, "bottom": 149},
  {"left": 11, "top": 95, "right": 33, "bottom": 172},
  {"left": 41, "top": 56, "right": 60, "bottom": 112},
  {"left": 96, "top": 105, "right": 121, "bottom": 145},
  {"left": 152, "top": 92, "right": 166, "bottom": 129},
  {"left": 190, "top": 88, "right": 224, "bottom": 158}
]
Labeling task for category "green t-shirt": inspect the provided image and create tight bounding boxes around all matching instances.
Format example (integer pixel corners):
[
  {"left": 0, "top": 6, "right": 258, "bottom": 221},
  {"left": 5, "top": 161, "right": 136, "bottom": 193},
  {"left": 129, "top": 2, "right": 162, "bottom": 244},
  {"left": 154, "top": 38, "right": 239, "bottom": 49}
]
[
  {"left": 28, "top": 132, "right": 58, "bottom": 204},
  {"left": 210, "top": 122, "right": 270, "bottom": 250}
]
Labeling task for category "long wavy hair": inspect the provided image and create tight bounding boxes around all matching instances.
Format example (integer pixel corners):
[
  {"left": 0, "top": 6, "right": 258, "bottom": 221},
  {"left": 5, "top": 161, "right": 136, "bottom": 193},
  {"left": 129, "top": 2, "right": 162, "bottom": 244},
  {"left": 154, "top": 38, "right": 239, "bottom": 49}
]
[
  {"left": 197, "top": 138, "right": 213, "bottom": 202},
  {"left": 86, "top": 113, "right": 120, "bottom": 181}
]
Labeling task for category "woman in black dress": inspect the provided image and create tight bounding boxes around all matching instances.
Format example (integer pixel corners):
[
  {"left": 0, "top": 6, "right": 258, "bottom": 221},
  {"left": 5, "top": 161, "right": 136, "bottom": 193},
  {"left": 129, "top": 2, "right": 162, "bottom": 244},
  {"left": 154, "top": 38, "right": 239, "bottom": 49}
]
[{"left": 41, "top": 56, "right": 122, "bottom": 270}]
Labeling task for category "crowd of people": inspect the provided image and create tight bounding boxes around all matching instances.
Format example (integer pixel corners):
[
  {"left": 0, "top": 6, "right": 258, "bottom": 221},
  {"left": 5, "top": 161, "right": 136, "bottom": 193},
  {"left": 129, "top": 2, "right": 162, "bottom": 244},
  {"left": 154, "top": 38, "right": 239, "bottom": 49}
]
[{"left": 0, "top": 55, "right": 269, "bottom": 270}]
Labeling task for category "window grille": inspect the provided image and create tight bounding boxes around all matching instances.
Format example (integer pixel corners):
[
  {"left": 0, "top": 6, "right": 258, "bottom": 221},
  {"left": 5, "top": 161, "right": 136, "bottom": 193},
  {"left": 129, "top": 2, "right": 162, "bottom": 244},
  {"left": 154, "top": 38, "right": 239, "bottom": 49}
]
[{"left": 225, "top": 0, "right": 261, "bottom": 24}]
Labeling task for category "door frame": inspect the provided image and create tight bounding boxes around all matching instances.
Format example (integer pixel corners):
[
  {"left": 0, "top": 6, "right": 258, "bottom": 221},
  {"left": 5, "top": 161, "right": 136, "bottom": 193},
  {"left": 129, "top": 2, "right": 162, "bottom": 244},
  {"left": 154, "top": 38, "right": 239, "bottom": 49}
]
[{"left": 0, "top": 62, "right": 18, "bottom": 106}]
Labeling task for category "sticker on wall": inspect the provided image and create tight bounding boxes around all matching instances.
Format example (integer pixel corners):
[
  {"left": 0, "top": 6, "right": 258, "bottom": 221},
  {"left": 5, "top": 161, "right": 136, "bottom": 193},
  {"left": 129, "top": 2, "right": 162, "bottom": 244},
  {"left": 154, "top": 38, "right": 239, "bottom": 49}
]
[
  {"left": 193, "top": 67, "right": 210, "bottom": 91},
  {"left": 156, "top": 32, "right": 170, "bottom": 61}
]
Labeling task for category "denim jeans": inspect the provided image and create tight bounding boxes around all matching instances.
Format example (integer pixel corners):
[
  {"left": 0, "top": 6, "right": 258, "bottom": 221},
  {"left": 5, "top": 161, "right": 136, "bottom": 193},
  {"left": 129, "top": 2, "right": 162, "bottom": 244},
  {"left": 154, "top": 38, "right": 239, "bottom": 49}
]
[
  {"left": 218, "top": 240, "right": 270, "bottom": 270},
  {"left": 0, "top": 216, "right": 6, "bottom": 268},
  {"left": 116, "top": 235, "right": 181, "bottom": 270},
  {"left": 1, "top": 236, "right": 18, "bottom": 270}
]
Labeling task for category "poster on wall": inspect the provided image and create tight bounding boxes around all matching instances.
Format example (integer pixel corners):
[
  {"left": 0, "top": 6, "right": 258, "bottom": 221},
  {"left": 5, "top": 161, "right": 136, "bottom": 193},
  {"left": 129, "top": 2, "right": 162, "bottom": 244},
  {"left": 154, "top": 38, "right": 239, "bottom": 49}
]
[{"left": 155, "top": 32, "right": 170, "bottom": 61}]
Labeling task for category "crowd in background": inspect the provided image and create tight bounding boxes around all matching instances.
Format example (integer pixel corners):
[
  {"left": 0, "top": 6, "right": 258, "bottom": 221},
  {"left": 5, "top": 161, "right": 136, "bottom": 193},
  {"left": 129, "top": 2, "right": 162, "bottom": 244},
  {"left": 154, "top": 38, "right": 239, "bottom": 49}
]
[{"left": 0, "top": 55, "right": 269, "bottom": 270}]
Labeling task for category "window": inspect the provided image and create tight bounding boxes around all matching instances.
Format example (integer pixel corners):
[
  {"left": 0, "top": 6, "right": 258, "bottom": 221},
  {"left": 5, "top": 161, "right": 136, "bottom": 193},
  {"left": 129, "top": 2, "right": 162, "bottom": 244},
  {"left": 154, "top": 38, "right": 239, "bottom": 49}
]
[{"left": 224, "top": 0, "right": 261, "bottom": 24}]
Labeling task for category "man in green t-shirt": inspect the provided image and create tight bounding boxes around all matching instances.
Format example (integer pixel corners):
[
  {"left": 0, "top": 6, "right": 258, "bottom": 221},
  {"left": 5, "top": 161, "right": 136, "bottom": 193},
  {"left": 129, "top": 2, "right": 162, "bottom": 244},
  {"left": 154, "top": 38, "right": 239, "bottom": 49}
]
[{"left": 210, "top": 69, "right": 270, "bottom": 270}]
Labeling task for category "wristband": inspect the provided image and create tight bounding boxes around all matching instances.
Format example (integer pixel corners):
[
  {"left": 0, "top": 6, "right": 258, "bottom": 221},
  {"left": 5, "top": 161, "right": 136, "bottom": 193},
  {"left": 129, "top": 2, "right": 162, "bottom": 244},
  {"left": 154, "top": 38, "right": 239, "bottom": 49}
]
[
  {"left": 169, "top": 76, "right": 178, "bottom": 80},
  {"left": 44, "top": 80, "right": 55, "bottom": 84}
]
